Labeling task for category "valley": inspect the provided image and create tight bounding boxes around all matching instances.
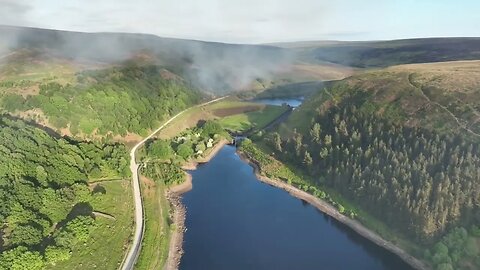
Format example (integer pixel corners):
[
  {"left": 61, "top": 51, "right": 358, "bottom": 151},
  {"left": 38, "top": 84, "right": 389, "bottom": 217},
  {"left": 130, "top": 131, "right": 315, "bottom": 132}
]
[{"left": 0, "top": 24, "right": 479, "bottom": 270}]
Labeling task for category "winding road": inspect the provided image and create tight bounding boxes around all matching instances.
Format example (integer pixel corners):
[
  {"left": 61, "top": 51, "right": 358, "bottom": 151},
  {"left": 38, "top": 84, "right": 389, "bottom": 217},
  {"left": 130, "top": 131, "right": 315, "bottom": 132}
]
[{"left": 120, "top": 96, "right": 227, "bottom": 270}]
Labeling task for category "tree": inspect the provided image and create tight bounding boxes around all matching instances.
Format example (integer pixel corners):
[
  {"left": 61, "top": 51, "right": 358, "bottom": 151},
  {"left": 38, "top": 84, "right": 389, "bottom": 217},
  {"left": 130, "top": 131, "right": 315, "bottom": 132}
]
[
  {"left": 194, "top": 142, "right": 206, "bottom": 153},
  {"left": 176, "top": 143, "right": 194, "bottom": 159},
  {"left": 40, "top": 188, "right": 73, "bottom": 224},
  {"left": 54, "top": 231, "right": 75, "bottom": 248},
  {"left": 10, "top": 224, "right": 43, "bottom": 246},
  {"left": 1, "top": 93, "right": 25, "bottom": 112},
  {"left": 319, "top": 147, "right": 329, "bottom": 159},
  {"left": 310, "top": 123, "right": 321, "bottom": 143},
  {"left": 270, "top": 132, "right": 282, "bottom": 152},
  {"left": 324, "top": 135, "right": 332, "bottom": 146},
  {"left": 0, "top": 246, "right": 44, "bottom": 270},
  {"left": 303, "top": 150, "right": 313, "bottom": 166},
  {"left": 430, "top": 238, "right": 451, "bottom": 265},
  {"left": 201, "top": 121, "right": 222, "bottom": 137},
  {"left": 147, "top": 139, "right": 173, "bottom": 160},
  {"left": 66, "top": 215, "right": 95, "bottom": 242},
  {"left": 35, "top": 166, "right": 48, "bottom": 186}
]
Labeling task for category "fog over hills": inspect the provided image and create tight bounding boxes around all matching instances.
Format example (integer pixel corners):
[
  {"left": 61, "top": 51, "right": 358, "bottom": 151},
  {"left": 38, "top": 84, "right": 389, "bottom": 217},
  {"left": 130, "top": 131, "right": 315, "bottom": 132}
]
[
  {"left": 2, "top": 25, "right": 480, "bottom": 93},
  {"left": 0, "top": 25, "right": 293, "bottom": 92}
]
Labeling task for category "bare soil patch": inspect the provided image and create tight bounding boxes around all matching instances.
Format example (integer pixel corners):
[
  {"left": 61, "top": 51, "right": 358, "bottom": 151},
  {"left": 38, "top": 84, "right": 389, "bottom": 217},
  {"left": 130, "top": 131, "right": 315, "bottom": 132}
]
[{"left": 213, "top": 105, "right": 262, "bottom": 117}]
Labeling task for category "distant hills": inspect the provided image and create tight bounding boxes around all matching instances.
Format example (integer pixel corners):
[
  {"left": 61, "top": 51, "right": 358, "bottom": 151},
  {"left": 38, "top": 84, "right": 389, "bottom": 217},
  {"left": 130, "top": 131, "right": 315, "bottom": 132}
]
[
  {"left": 0, "top": 25, "right": 293, "bottom": 93},
  {"left": 278, "top": 38, "right": 480, "bottom": 67},
  {"left": 2, "top": 26, "right": 480, "bottom": 93},
  {"left": 1, "top": 25, "right": 480, "bottom": 139}
]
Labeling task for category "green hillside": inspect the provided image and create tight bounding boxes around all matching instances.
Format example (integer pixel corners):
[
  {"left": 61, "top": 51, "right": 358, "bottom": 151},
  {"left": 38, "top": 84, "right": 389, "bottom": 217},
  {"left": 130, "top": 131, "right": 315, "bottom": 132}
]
[
  {"left": 256, "top": 61, "right": 480, "bottom": 270},
  {"left": 0, "top": 64, "right": 202, "bottom": 139},
  {"left": 284, "top": 60, "right": 480, "bottom": 139}
]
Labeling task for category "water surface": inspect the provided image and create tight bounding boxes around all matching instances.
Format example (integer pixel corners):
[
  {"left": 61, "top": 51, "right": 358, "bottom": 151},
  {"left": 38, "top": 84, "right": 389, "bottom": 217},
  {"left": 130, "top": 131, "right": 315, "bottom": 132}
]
[
  {"left": 252, "top": 97, "right": 304, "bottom": 108},
  {"left": 179, "top": 145, "right": 414, "bottom": 270}
]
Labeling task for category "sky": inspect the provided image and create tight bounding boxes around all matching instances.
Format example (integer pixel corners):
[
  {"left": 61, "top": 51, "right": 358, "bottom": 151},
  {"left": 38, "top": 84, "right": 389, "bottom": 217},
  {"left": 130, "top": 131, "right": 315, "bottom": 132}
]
[{"left": 1, "top": 0, "right": 479, "bottom": 44}]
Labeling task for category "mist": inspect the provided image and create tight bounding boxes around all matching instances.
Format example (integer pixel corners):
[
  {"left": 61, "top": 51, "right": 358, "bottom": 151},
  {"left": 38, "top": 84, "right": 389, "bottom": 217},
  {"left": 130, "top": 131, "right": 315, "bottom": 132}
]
[{"left": 0, "top": 25, "right": 294, "bottom": 93}]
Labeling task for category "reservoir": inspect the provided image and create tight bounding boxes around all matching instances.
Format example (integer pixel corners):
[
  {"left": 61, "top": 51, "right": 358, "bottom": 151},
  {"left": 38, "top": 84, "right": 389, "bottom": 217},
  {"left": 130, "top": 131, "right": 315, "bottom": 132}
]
[
  {"left": 179, "top": 145, "right": 414, "bottom": 270},
  {"left": 252, "top": 97, "right": 304, "bottom": 108}
]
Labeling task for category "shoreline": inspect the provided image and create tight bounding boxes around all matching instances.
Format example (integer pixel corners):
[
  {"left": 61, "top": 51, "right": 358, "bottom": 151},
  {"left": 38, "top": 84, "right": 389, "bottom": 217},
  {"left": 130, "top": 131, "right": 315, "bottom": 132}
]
[
  {"left": 181, "top": 138, "right": 230, "bottom": 170},
  {"left": 163, "top": 139, "right": 229, "bottom": 270},
  {"left": 165, "top": 141, "right": 429, "bottom": 270},
  {"left": 237, "top": 150, "right": 430, "bottom": 270}
]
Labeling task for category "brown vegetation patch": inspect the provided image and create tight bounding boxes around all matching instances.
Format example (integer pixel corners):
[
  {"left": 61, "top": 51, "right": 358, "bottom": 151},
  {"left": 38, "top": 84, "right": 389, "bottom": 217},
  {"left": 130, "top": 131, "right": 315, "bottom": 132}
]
[
  {"left": 213, "top": 105, "right": 262, "bottom": 117},
  {"left": 140, "top": 175, "right": 156, "bottom": 198},
  {"left": 159, "top": 69, "right": 182, "bottom": 81}
]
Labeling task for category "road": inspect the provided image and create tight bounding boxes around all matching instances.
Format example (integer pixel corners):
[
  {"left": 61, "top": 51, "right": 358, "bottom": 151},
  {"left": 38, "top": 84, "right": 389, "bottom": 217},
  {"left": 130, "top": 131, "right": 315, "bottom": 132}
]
[{"left": 120, "top": 96, "right": 227, "bottom": 270}]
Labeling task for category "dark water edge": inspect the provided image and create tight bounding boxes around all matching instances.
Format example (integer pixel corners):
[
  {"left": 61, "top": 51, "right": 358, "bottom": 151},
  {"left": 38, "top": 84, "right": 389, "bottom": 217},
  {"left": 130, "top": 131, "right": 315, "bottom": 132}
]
[
  {"left": 179, "top": 145, "right": 415, "bottom": 270},
  {"left": 252, "top": 97, "right": 304, "bottom": 108}
]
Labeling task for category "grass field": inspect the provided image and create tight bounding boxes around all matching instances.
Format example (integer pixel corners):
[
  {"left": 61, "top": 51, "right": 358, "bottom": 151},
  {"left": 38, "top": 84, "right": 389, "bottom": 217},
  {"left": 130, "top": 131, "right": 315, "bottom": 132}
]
[
  {"left": 157, "top": 97, "right": 265, "bottom": 138},
  {"left": 47, "top": 180, "right": 134, "bottom": 270},
  {"left": 135, "top": 176, "right": 172, "bottom": 270},
  {"left": 219, "top": 105, "right": 289, "bottom": 133}
]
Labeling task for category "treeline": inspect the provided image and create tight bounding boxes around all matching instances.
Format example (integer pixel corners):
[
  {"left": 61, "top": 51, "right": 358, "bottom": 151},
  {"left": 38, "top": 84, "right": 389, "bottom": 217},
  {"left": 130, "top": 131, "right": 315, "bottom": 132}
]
[
  {"left": 268, "top": 103, "right": 480, "bottom": 242},
  {"left": 0, "top": 117, "right": 130, "bottom": 269},
  {"left": 426, "top": 227, "right": 480, "bottom": 270},
  {"left": 1, "top": 65, "right": 202, "bottom": 137},
  {"left": 239, "top": 139, "right": 354, "bottom": 218}
]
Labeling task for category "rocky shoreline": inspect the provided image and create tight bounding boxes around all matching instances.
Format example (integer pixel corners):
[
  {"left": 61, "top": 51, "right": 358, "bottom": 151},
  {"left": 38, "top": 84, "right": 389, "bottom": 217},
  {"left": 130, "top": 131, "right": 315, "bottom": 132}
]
[
  {"left": 164, "top": 141, "right": 429, "bottom": 270},
  {"left": 237, "top": 150, "right": 430, "bottom": 270},
  {"left": 163, "top": 139, "right": 229, "bottom": 270},
  {"left": 164, "top": 190, "right": 187, "bottom": 270}
]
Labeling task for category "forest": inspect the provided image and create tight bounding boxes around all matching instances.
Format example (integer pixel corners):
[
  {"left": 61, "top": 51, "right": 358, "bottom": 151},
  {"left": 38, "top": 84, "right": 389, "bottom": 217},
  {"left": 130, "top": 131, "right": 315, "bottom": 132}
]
[
  {"left": 261, "top": 85, "right": 480, "bottom": 270},
  {"left": 1, "top": 65, "right": 202, "bottom": 137},
  {"left": 0, "top": 117, "right": 130, "bottom": 269}
]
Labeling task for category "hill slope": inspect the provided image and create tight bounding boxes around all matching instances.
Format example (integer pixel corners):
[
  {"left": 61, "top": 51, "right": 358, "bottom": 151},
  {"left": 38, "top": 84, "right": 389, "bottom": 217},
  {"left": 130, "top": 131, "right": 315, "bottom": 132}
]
[
  {"left": 288, "top": 38, "right": 480, "bottom": 68},
  {"left": 264, "top": 60, "right": 480, "bottom": 270},
  {"left": 0, "top": 25, "right": 293, "bottom": 93},
  {"left": 286, "top": 60, "right": 480, "bottom": 139},
  {"left": 0, "top": 65, "right": 203, "bottom": 140}
]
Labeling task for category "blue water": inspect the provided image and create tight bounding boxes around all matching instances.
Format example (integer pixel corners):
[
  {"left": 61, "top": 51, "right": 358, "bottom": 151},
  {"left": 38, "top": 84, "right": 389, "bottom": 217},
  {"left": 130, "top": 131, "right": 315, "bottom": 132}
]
[
  {"left": 179, "top": 145, "right": 414, "bottom": 270},
  {"left": 253, "top": 97, "right": 304, "bottom": 108}
]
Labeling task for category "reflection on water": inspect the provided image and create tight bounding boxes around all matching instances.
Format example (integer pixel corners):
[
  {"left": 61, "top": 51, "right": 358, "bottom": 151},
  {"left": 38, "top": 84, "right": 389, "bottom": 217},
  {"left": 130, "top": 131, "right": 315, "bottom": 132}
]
[
  {"left": 253, "top": 97, "right": 304, "bottom": 108},
  {"left": 179, "top": 146, "right": 414, "bottom": 270}
]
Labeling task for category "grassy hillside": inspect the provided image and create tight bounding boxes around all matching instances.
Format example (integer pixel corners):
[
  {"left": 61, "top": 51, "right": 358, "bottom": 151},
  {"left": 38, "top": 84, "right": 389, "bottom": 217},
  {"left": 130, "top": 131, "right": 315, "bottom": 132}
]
[
  {"left": 0, "top": 64, "right": 202, "bottom": 140},
  {"left": 261, "top": 60, "right": 480, "bottom": 270},
  {"left": 0, "top": 25, "right": 298, "bottom": 94},
  {"left": 0, "top": 25, "right": 356, "bottom": 95},
  {"left": 291, "top": 38, "right": 480, "bottom": 68},
  {"left": 285, "top": 60, "right": 480, "bottom": 139}
]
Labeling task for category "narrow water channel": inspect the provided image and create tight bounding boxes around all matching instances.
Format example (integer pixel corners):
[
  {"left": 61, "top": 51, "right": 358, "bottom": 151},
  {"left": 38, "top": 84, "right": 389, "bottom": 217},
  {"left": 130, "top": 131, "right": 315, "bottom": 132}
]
[
  {"left": 252, "top": 97, "right": 304, "bottom": 108},
  {"left": 179, "top": 146, "right": 414, "bottom": 270}
]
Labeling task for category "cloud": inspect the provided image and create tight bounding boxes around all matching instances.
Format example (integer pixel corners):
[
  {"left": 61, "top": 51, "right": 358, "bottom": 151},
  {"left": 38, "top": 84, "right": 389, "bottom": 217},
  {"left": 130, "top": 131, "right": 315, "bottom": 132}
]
[{"left": 0, "top": 0, "right": 31, "bottom": 26}]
